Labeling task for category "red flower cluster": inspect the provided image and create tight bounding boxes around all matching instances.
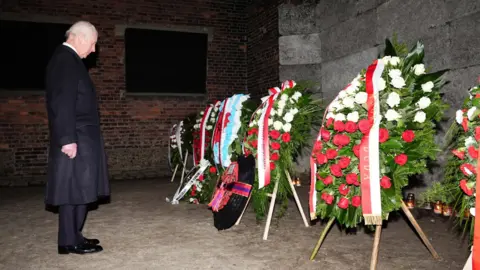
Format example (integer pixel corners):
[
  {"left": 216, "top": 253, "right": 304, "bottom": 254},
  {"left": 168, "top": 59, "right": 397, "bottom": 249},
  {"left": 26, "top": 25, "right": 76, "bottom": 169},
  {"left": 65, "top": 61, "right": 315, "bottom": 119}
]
[
  {"left": 313, "top": 115, "right": 416, "bottom": 209},
  {"left": 246, "top": 127, "right": 292, "bottom": 171}
]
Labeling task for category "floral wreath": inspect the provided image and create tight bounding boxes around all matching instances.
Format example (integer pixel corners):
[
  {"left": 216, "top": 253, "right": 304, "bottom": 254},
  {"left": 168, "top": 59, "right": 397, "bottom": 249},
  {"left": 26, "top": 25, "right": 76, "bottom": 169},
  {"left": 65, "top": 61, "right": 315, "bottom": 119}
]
[
  {"left": 309, "top": 39, "right": 449, "bottom": 228},
  {"left": 244, "top": 80, "right": 323, "bottom": 219},
  {"left": 168, "top": 121, "right": 184, "bottom": 171}
]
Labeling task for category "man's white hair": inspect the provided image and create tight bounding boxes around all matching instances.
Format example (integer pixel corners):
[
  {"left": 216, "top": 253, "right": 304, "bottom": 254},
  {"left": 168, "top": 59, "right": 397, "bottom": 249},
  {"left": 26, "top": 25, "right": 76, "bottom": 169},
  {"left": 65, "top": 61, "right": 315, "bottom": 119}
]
[{"left": 66, "top": 21, "right": 97, "bottom": 40}]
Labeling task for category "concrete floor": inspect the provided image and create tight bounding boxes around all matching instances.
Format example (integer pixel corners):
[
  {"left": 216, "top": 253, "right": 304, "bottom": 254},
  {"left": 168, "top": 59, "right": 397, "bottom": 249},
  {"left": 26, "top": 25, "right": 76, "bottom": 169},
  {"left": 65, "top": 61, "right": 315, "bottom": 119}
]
[{"left": 0, "top": 178, "right": 471, "bottom": 270}]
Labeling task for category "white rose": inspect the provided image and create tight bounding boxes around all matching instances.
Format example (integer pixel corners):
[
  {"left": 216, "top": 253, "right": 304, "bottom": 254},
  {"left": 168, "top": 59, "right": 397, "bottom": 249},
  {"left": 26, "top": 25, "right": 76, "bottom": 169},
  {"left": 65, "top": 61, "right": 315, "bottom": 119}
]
[
  {"left": 416, "top": 97, "right": 431, "bottom": 109},
  {"left": 283, "top": 123, "right": 292, "bottom": 132},
  {"left": 385, "top": 109, "right": 400, "bottom": 121},
  {"left": 388, "top": 69, "right": 402, "bottom": 79},
  {"left": 268, "top": 118, "right": 273, "bottom": 126},
  {"left": 280, "top": 94, "right": 288, "bottom": 101},
  {"left": 338, "top": 90, "right": 347, "bottom": 99},
  {"left": 347, "top": 111, "right": 359, "bottom": 122},
  {"left": 456, "top": 110, "right": 464, "bottom": 124},
  {"left": 389, "top": 56, "right": 400, "bottom": 66},
  {"left": 382, "top": 56, "right": 392, "bottom": 63},
  {"left": 277, "top": 108, "right": 284, "bottom": 116},
  {"left": 290, "top": 108, "right": 299, "bottom": 115},
  {"left": 342, "top": 96, "right": 355, "bottom": 108},
  {"left": 468, "top": 106, "right": 478, "bottom": 120},
  {"left": 387, "top": 92, "right": 401, "bottom": 108},
  {"left": 421, "top": 81, "right": 434, "bottom": 92},
  {"left": 413, "top": 64, "right": 426, "bottom": 76},
  {"left": 345, "top": 84, "right": 358, "bottom": 95},
  {"left": 283, "top": 112, "right": 294, "bottom": 123},
  {"left": 273, "top": 121, "right": 283, "bottom": 130},
  {"left": 292, "top": 92, "right": 302, "bottom": 100},
  {"left": 414, "top": 111, "right": 426, "bottom": 123},
  {"left": 256, "top": 109, "right": 262, "bottom": 115},
  {"left": 378, "top": 77, "right": 386, "bottom": 91},
  {"left": 270, "top": 109, "right": 276, "bottom": 116},
  {"left": 390, "top": 76, "right": 406, "bottom": 89},
  {"left": 200, "top": 111, "right": 204, "bottom": 115},
  {"left": 206, "top": 125, "right": 213, "bottom": 130},
  {"left": 326, "top": 112, "right": 335, "bottom": 119},
  {"left": 214, "top": 107, "right": 219, "bottom": 112},
  {"left": 172, "top": 145, "right": 177, "bottom": 149},
  {"left": 278, "top": 100, "right": 286, "bottom": 109},
  {"left": 210, "top": 112, "right": 216, "bottom": 117},
  {"left": 465, "top": 136, "right": 476, "bottom": 147},
  {"left": 334, "top": 113, "right": 346, "bottom": 121},
  {"left": 355, "top": 92, "right": 368, "bottom": 104}
]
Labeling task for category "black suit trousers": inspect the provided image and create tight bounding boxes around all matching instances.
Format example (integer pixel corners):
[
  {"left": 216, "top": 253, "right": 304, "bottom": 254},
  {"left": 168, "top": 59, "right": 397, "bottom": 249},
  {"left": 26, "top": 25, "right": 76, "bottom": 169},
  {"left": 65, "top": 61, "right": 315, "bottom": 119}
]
[{"left": 58, "top": 204, "right": 87, "bottom": 246}]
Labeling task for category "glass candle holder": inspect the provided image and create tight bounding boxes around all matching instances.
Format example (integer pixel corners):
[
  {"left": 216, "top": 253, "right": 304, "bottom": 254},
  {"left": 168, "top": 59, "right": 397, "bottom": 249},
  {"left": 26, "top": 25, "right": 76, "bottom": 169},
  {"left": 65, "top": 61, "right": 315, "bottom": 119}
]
[
  {"left": 442, "top": 203, "right": 452, "bottom": 216},
  {"left": 433, "top": 201, "right": 443, "bottom": 214},
  {"left": 406, "top": 193, "right": 415, "bottom": 209}
]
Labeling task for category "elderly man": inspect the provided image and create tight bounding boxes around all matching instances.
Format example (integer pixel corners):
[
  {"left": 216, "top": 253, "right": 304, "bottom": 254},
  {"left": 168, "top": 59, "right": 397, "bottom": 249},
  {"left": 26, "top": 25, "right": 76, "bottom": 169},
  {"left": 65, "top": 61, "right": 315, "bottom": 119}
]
[{"left": 45, "top": 21, "right": 110, "bottom": 255}]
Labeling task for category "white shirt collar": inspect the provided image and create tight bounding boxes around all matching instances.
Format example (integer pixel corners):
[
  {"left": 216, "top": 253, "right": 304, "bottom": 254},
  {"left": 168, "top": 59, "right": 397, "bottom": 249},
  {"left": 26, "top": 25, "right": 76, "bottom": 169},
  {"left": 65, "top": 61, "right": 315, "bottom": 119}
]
[{"left": 62, "top": 42, "right": 78, "bottom": 55}]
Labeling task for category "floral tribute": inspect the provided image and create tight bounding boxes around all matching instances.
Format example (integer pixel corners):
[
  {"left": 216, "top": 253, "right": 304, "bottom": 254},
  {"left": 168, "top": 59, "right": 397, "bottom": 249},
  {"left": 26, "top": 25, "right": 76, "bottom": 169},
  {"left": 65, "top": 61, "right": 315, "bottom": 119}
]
[
  {"left": 437, "top": 81, "right": 480, "bottom": 251},
  {"left": 211, "top": 94, "right": 256, "bottom": 168},
  {"left": 185, "top": 102, "right": 222, "bottom": 204},
  {"left": 309, "top": 39, "right": 449, "bottom": 228},
  {"left": 168, "top": 121, "right": 185, "bottom": 171},
  {"left": 244, "top": 80, "right": 323, "bottom": 219}
]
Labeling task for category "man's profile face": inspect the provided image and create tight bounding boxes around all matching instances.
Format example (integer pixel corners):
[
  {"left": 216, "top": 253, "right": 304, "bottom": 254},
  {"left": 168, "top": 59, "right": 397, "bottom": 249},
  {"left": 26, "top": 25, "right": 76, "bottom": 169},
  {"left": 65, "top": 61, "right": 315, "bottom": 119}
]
[{"left": 77, "top": 34, "right": 97, "bottom": 59}]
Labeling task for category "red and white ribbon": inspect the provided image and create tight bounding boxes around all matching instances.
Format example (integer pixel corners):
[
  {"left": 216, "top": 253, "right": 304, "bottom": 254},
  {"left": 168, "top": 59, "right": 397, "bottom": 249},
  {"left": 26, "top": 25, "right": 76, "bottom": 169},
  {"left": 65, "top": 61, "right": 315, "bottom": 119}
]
[
  {"left": 360, "top": 59, "right": 385, "bottom": 225},
  {"left": 256, "top": 80, "right": 296, "bottom": 189}
]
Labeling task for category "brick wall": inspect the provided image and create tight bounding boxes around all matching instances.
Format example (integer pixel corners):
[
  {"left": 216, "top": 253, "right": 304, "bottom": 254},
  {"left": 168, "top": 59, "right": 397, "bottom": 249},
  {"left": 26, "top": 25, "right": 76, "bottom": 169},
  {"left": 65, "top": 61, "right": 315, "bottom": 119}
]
[
  {"left": 0, "top": 0, "right": 249, "bottom": 185},
  {"left": 246, "top": 0, "right": 281, "bottom": 98}
]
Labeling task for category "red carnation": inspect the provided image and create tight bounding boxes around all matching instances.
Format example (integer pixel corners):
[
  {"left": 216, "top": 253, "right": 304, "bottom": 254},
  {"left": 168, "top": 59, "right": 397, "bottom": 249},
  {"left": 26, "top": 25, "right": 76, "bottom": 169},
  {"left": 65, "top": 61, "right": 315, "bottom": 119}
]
[
  {"left": 353, "top": 144, "right": 361, "bottom": 157},
  {"left": 271, "top": 142, "right": 281, "bottom": 150},
  {"left": 337, "top": 197, "right": 349, "bottom": 209},
  {"left": 402, "top": 130, "right": 415, "bottom": 143},
  {"left": 270, "top": 162, "right": 276, "bottom": 170},
  {"left": 394, "top": 154, "right": 408, "bottom": 166},
  {"left": 269, "top": 130, "right": 280, "bottom": 140},
  {"left": 209, "top": 166, "right": 217, "bottom": 174},
  {"left": 332, "top": 134, "right": 351, "bottom": 146},
  {"left": 326, "top": 149, "right": 338, "bottom": 159},
  {"left": 313, "top": 141, "right": 322, "bottom": 152},
  {"left": 271, "top": 152, "right": 280, "bottom": 161},
  {"left": 344, "top": 121, "right": 357, "bottom": 133},
  {"left": 338, "top": 156, "right": 351, "bottom": 169},
  {"left": 452, "top": 149, "right": 465, "bottom": 160},
  {"left": 460, "top": 164, "right": 475, "bottom": 176},
  {"left": 321, "top": 193, "right": 334, "bottom": 204},
  {"left": 250, "top": 140, "right": 258, "bottom": 148},
  {"left": 476, "top": 126, "right": 480, "bottom": 141},
  {"left": 346, "top": 173, "right": 358, "bottom": 185},
  {"left": 281, "top": 132, "right": 291, "bottom": 143},
  {"left": 358, "top": 119, "right": 372, "bottom": 134},
  {"left": 315, "top": 153, "right": 328, "bottom": 164},
  {"left": 321, "top": 128, "right": 331, "bottom": 142},
  {"left": 380, "top": 176, "right": 392, "bottom": 189},
  {"left": 248, "top": 128, "right": 258, "bottom": 135},
  {"left": 330, "top": 164, "right": 343, "bottom": 177},
  {"left": 322, "top": 175, "right": 333, "bottom": 185},
  {"left": 379, "top": 128, "right": 389, "bottom": 143},
  {"left": 352, "top": 196, "right": 361, "bottom": 207},
  {"left": 468, "top": 146, "right": 478, "bottom": 159},
  {"left": 326, "top": 118, "right": 334, "bottom": 127},
  {"left": 338, "top": 183, "right": 350, "bottom": 196},
  {"left": 334, "top": 121, "right": 345, "bottom": 132},
  {"left": 459, "top": 179, "right": 474, "bottom": 196}
]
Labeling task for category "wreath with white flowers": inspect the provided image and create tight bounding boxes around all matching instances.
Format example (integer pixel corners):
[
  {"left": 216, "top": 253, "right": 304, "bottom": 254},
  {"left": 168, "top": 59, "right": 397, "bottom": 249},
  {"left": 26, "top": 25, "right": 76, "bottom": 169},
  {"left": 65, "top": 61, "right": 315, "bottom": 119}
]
[
  {"left": 244, "top": 80, "right": 323, "bottom": 219},
  {"left": 309, "top": 39, "right": 449, "bottom": 228}
]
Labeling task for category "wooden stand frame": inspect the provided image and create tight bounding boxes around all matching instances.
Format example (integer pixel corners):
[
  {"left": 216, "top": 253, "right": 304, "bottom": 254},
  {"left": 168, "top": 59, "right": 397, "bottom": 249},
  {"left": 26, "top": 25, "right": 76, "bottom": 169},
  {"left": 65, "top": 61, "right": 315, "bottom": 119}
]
[
  {"left": 170, "top": 151, "right": 189, "bottom": 183},
  {"left": 310, "top": 200, "right": 440, "bottom": 270},
  {"left": 236, "top": 170, "right": 310, "bottom": 240}
]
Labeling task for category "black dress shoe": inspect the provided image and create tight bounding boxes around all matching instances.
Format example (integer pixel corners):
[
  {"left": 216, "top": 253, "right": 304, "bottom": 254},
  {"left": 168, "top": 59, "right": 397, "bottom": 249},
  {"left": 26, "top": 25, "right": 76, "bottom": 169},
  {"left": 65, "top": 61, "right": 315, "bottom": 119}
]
[
  {"left": 58, "top": 243, "right": 103, "bottom": 255},
  {"left": 83, "top": 237, "right": 100, "bottom": 245}
]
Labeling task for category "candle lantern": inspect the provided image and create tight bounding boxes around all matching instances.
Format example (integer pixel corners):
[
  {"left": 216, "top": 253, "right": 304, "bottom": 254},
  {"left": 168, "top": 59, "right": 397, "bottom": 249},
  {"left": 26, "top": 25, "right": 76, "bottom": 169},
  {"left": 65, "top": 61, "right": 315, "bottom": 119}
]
[
  {"left": 295, "top": 177, "right": 301, "bottom": 187},
  {"left": 405, "top": 193, "right": 415, "bottom": 209},
  {"left": 464, "top": 209, "right": 471, "bottom": 218},
  {"left": 433, "top": 201, "right": 443, "bottom": 214},
  {"left": 442, "top": 203, "right": 452, "bottom": 216}
]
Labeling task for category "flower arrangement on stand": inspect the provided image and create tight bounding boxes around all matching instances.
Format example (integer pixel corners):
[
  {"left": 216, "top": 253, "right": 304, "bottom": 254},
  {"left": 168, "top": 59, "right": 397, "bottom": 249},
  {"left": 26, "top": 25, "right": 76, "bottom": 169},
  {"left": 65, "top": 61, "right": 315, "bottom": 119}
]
[
  {"left": 168, "top": 121, "right": 184, "bottom": 172},
  {"left": 244, "top": 80, "right": 323, "bottom": 220},
  {"left": 429, "top": 82, "right": 480, "bottom": 243},
  {"left": 184, "top": 102, "right": 221, "bottom": 204},
  {"left": 309, "top": 39, "right": 449, "bottom": 229}
]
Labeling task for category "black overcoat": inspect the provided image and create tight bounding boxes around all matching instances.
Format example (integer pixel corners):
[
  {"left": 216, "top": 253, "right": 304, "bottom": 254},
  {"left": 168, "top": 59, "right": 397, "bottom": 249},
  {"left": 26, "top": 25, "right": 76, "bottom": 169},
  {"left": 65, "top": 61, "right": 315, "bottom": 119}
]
[{"left": 44, "top": 44, "right": 110, "bottom": 206}]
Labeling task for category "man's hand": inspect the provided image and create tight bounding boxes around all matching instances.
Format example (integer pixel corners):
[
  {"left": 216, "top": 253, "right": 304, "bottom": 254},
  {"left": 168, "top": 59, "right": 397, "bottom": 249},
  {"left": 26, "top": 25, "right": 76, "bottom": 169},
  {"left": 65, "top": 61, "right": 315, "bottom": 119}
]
[{"left": 61, "top": 143, "right": 77, "bottom": 159}]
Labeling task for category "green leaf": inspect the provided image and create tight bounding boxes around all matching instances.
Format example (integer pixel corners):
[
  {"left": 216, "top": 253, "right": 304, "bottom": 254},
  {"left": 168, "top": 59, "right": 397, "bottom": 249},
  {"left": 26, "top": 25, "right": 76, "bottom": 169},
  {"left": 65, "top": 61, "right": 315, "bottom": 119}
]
[
  {"left": 316, "top": 180, "right": 325, "bottom": 191},
  {"left": 381, "top": 139, "right": 403, "bottom": 151},
  {"left": 319, "top": 171, "right": 329, "bottom": 178},
  {"left": 338, "top": 147, "right": 355, "bottom": 157},
  {"left": 416, "top": 69, "right": 449, "bottom": 85}
]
